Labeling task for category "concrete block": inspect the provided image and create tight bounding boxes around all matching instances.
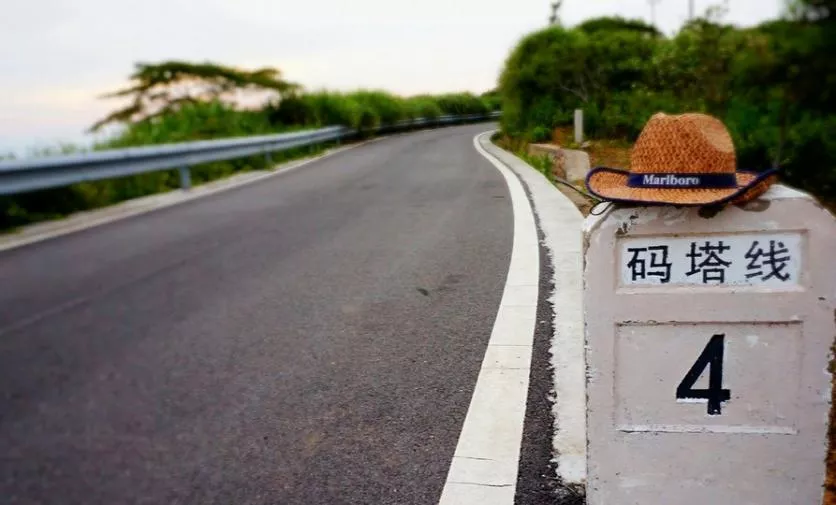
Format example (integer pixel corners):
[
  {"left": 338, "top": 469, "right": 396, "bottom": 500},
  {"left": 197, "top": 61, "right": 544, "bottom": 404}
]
[
  {"left": 583, "top": 185, "right": 836, "bottom": 504},
  {"left": 561, "top": 149, "right": 590, "bottom": 183},
  {"left": 527, "top": 143, "right": 590, "bottom": 183}
]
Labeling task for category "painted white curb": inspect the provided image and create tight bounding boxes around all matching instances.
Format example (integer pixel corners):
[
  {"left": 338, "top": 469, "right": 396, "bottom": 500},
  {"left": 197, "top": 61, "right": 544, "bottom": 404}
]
[
  {"left": 478, "top": 133, "right": 587, "bottom": 486},
  {"left": 437, "top": 133, "right": 540, "bottom": 505}
]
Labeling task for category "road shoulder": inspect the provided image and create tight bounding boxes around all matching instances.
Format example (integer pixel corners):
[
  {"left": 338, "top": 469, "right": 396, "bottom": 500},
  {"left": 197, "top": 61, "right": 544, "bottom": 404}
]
[{"left": 472, "top": 132, "right": 587, "bottom": 503}]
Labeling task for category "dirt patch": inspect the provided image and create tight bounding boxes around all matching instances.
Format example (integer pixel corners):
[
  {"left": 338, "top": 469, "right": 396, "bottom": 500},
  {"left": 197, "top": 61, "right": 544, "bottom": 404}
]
[
  {"left": 551, "top": 126, "right": 574, "bottom": 146},
  {"left": 552, "top": 126, "right": 633, "bottom": 170},
  {"left": 587, "top": 141, "right": 632, "bottom": 170},
  {"left": 554, "top": 185, "right": 594, "bottom": 217}
]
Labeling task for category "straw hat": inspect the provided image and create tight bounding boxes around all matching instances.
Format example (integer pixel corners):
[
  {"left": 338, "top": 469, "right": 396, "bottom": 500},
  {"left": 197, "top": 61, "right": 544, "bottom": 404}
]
[{"left": 585, "top": 113, "right": 777, "bottom": 206}]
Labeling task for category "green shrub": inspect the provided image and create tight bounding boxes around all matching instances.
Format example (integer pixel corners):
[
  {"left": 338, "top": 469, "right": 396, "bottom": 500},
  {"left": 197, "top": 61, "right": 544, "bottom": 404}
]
[
  {"left": 347, "top": 90, "right": 406, "bottom": 125},
  {"left": 781, "top": 115, "right": 836, "bottom": 202},
  {"left": 269, "top": 92, "right": 362, "bottom": 128},
  {"left": 498, "top": 13, "right": 836, "bottom": 204},
  {"left": 480, "top": 93, "right": 502, "bottom": 112},
  {"left": 105, "top": 101, "right": 279, "bottom": 147},
  {"left": 520, "top": 153, "right": 554, "bottom": 182},
  {"left": 577, "top": 16, "right": 662, "bottom": 37},
  {"left": 406, "top": 96, "right": 443, "bottom": 119},
  {"left": 435, "top": 93, "right": 489, "bottom": 115},
  {"left": 528, "top": 126, "right": 552, "bottom": 143}
]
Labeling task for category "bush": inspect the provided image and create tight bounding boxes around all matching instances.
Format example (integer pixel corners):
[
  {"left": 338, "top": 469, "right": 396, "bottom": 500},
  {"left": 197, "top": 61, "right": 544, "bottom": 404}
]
[
  {"left": 347, "top": 90, "right": 406, "bottom": 125},
  {"left": 577, "top": 16, "right": 662, "bottom": 37},
  {"left": 406, "top": 96, "right": 443, "bottom": 119},
  {"left": 107, "top": 101, "right": 278, "bottom": 147},
  {"left": 435, "top": 93, "right": 490, "bottom": 115},
  {"left": 269, "top": 92, "right": 362, "bottom": 128},
  {"left": 498, "top": 13, "right": 836, "bottom": 204},
  {"left": 519, "top": 153, "right": 554, "bottom": 182},
  {"left": 480, "top": 91, "right": 502, "bottom": 112},
  {"left": 781, "top": 115, "right": 836, "bottom": 202},
  {"left": 528, "top": 126, "right": 552, "bottom": 143}
]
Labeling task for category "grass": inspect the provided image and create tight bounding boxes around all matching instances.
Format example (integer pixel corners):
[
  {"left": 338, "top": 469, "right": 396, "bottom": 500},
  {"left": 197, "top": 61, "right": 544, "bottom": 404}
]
[{"left": 519, "top": 152, "right": 554, "bottom": 183}]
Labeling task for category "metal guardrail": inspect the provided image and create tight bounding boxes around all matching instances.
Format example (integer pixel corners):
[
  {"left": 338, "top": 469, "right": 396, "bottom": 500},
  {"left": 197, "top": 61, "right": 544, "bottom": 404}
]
[{"left": 0, "top": 111, "right": 501, "bottom": 195}]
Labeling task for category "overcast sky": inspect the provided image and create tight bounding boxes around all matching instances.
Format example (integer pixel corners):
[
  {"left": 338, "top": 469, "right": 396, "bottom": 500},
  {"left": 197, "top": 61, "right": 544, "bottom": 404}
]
[{"left": 0, "top": 0, "right": 784, "bottom": 154}]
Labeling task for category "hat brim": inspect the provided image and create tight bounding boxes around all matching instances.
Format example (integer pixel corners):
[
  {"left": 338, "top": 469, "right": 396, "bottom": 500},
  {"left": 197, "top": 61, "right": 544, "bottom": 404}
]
[{"left": 585, "top": 167, "right": 778, "bottom": 206}]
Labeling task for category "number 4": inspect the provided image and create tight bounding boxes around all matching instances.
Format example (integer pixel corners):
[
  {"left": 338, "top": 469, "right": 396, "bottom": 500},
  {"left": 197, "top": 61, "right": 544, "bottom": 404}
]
[{"left": 676, "top": 334, "right": 731, "bottom": 415}]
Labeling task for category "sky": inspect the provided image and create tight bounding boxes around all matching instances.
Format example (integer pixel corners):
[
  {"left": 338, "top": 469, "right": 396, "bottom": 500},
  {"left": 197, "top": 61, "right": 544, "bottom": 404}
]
[{"left": 0, "top": 0, "right": 784, "bottom": 154}]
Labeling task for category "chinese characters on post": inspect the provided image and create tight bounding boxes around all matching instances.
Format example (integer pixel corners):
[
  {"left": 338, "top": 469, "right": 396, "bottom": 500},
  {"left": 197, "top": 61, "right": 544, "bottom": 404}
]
[
  {"left": 621, "top": 233, "right": 800, "bottom": 286},
  {"left": 745, "top": 240, "right": 792, "bottom": 281},
  {"left": 625, "top": 245, "right": 671, "bottom": 283},
  {"left": 686, "top": 241, "right": 731, "bottom": 284}
]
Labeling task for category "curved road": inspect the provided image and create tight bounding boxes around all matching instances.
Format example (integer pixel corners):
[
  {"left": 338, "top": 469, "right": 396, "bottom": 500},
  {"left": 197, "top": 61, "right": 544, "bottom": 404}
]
[{"left": 0, "top": 123, "right": 515, "bottom": 504}]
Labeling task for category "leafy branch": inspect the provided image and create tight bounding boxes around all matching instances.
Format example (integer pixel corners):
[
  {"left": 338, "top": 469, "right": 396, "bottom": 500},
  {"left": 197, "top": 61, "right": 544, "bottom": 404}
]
[{"left": 90, "top": 61, "right": 299, "bottom": 131}]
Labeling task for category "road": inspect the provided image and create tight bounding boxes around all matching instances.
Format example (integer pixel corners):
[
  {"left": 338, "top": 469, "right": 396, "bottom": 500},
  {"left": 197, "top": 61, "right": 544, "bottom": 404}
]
[{"left": 0, "top": 123, "right": 515, "bottom": 505}]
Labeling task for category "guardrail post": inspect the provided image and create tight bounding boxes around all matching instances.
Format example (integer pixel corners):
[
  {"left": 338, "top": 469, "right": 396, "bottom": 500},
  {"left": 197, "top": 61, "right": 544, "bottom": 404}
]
[
  {"left": 178, "top": 166, "right": 191, "bottom": 190},
  {"left": 264, "top": 151, "right": 273, "bottom": 167}
]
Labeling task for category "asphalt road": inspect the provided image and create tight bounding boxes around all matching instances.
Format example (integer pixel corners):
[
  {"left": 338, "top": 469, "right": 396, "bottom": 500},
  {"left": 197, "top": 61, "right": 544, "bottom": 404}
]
[{"left": 0, "top": 123, "right": 514, "bottom": 505}]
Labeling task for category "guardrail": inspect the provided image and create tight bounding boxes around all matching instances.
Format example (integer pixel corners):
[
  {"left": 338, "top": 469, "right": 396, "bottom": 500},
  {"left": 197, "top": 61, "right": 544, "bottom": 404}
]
[{"left": 0, "top": 111, "right": 500, "bottom": 195}]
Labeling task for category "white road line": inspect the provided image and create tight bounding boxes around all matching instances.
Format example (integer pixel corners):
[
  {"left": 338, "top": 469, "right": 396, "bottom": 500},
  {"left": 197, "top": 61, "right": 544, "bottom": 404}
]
[
  {"left": 437, "top": 132, "right": 540, "bottom": 505},
  {"left": 477, "top": 133, "right": 586, "bottom": 486}
]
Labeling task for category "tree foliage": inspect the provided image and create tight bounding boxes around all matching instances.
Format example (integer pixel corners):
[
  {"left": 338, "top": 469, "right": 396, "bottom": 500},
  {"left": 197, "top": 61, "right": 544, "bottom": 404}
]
[
  {"left": 576, "top": 16, "right": 661, "bottom": 37},
  {"left": 90, "top": 61, "right": 299, "bottom": 131}
]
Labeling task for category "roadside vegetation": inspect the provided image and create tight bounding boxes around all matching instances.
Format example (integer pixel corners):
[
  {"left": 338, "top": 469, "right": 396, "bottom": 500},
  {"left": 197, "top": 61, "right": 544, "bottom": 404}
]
[
  {"left": 498, "top": 0, "right": 836, "bottom": 207},
  {"left": 1, "top": 61, "right": 499, "bottom": 231}
]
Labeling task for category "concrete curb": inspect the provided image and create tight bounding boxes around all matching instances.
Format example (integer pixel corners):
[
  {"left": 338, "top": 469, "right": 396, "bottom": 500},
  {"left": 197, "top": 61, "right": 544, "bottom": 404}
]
[{"left": 479, "top": 133, "right": 587, "bottom": 486}]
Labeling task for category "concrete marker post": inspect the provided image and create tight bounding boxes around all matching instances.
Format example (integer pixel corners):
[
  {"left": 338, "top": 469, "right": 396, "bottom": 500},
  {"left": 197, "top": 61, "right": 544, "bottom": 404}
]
[
  {"left": 583, "top": 185, "right": 836, "bottom": 504},
  {"left": 574, "top": 109, "right": 583, "bottom": 145}
]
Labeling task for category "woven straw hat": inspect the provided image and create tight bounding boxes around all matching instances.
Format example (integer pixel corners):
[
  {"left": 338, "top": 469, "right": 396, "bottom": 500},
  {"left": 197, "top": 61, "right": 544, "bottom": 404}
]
[{"left": 585, "top": 112, "right": 777, "bottom": 206}]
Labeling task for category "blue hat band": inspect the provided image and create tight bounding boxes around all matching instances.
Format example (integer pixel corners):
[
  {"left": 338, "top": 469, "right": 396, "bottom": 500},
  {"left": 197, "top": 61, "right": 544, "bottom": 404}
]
[{"left": 627, "top": 173, "right": 738, "bottom": 189}]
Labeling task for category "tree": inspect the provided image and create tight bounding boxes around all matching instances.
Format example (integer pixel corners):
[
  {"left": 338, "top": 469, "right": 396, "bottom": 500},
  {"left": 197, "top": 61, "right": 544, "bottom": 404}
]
[
  {"left": 91, "top": 61, "right": 298, "bottom": 131},
  {"left": 788, "top": 0, "right": 835, "bottom": 20},
  {"left": 549, "top": 1, "right": 563, "bottom": 25},
  {"left": 576, "top": 16, "right": 662, "bottom": 37}
]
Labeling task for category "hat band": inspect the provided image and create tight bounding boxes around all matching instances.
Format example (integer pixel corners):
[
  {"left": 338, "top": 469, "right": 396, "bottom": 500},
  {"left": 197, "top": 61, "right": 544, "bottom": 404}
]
[{"left": 627, "top": 173, "right": 738, "bottom": 189}]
